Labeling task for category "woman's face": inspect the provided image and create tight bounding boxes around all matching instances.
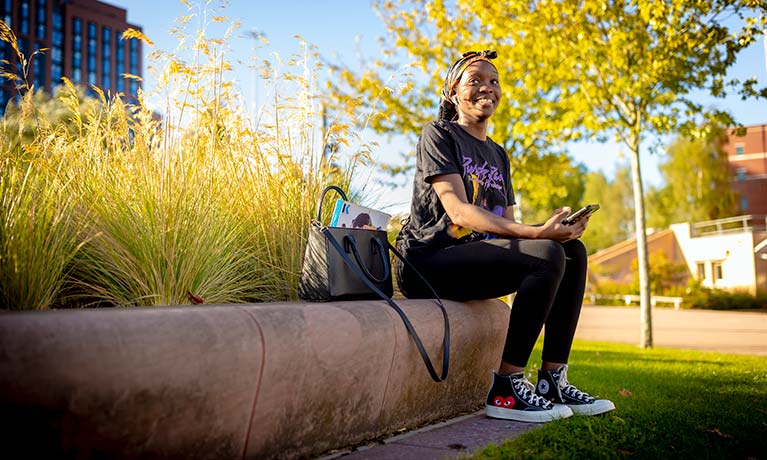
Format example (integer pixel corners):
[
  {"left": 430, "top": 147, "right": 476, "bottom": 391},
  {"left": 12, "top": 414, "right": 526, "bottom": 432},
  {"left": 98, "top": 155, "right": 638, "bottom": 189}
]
[{"left": 451, "top": 60, "right": 501, "bottom": 123}]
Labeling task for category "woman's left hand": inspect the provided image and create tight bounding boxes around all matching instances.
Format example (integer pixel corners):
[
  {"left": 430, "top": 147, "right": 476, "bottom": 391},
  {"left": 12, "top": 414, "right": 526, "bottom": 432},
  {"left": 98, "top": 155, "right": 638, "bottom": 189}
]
[
  {"left": 538, "top": 207, "right": 590, "bottom": 242},
  {"left": 566, "top": 213, "right": 591, "bottom": 241}
]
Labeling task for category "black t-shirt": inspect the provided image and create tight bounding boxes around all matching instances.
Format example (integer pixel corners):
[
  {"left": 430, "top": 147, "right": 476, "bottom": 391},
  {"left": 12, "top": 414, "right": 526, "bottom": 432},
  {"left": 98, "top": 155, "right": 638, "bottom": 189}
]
[{"left": 397, "top": 120, "right": 516, "bottom": 253}]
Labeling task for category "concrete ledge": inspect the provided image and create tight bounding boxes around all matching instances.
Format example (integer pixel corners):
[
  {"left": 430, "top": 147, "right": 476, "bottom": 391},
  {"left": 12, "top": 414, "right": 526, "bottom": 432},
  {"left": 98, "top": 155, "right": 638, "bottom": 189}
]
[{"left": 0, "top": 299, "right": 509, "bottom": 459}]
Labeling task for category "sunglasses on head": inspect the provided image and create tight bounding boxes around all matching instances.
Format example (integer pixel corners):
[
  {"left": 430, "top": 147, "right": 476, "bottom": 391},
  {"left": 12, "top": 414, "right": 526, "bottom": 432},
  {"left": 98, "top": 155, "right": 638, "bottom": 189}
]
[{"left": 461, "top": 50, "right": 497, "bottom": 59}]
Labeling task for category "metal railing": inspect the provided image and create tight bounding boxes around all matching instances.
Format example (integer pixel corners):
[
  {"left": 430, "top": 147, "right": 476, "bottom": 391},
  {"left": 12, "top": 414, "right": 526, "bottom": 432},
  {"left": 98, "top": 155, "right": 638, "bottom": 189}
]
[
  {"left": 587, "top": 294, "right": 683, "bottom": 310},
  {"left": 691, "top": 215, "right": 767, "bottom": 237}
]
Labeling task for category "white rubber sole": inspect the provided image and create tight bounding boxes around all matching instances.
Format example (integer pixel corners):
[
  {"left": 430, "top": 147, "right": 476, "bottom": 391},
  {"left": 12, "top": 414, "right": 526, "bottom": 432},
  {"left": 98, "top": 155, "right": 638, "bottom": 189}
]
[
  {"left": 569, "top": 399, "right": 616, "bottom": 416},
  {"left": 486, "top": 404, "right": 573, "bottom": 423}
]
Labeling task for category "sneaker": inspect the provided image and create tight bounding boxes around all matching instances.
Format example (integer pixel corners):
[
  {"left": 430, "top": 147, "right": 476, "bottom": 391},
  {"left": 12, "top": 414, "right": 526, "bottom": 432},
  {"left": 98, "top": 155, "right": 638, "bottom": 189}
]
[
  {"left": 486, "top": 371, "right": 573, "bottom": 423},
  {"left": 536, "top": 365, "right": 615, "bottom": 416}
]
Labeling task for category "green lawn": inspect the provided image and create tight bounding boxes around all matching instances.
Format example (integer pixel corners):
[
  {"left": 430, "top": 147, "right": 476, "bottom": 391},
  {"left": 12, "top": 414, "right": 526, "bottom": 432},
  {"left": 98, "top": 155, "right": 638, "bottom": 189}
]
[{"left": 470, "top": 340, "right": 767, "bottom": 460}]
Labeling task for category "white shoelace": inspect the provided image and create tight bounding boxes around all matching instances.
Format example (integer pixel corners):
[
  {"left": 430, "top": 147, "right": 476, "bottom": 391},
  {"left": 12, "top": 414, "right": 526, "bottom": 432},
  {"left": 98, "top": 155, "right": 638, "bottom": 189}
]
[
  {"left": 513, "top": 375, "right": 553, "bottom": 408},
  {"left": 558, "top": 366, "right": 594, "bottom": 402}
]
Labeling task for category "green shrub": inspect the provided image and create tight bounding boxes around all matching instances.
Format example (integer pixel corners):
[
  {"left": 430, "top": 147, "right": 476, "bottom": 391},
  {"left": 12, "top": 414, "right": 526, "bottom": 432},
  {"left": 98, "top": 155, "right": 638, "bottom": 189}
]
[{"left": 683, "top": 285, "right": 767, "bottom": 310}]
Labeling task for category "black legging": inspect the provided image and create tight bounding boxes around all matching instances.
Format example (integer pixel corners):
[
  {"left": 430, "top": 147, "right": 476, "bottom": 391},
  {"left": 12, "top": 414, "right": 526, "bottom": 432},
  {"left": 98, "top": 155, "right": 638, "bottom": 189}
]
[{"left": 396, "top": 238, "right": 587, "bottom": 367}]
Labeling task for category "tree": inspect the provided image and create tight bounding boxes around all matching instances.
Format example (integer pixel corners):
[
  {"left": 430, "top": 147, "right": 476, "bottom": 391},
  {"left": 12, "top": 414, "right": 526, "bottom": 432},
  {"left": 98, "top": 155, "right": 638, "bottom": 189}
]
[
  {"left": 517, "top": 156, "right": 588, "bottom": 224},
  {"left": 329, "top": 0, "right": 766, "bottom": 348},
  {"left": 494, "top": 0, "right": 766, "bottom": 348},
  {"left": 580, "top": 167, "right": 634, "bottom": 253},
  {"left": 325, "top": 2, "right": 590, "bottom": 220},
  {"left": 647, "top": 126, "right": 738, "bottom": 228}
]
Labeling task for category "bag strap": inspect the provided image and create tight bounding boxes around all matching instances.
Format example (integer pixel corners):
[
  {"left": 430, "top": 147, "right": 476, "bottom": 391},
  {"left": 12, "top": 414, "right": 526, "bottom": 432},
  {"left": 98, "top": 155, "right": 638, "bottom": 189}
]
[
  {"left": 319, "top": 225, "right": 450, "bottom": 382},
  {"left": 316, "top": 185, "right": 348, "bottom": 222},
  {"left": 345, "top": 235, "right": 390, "bottom": 284}
]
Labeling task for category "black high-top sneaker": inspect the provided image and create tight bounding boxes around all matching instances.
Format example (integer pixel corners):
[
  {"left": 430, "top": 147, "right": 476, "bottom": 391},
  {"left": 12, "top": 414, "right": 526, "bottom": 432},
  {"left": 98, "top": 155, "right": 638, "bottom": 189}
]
[
  {"left": 536, "top": 364, "right": 616, "bottom": 416},
  {"left": 485, "top": 371, "right": 573, "bottom": 423}
]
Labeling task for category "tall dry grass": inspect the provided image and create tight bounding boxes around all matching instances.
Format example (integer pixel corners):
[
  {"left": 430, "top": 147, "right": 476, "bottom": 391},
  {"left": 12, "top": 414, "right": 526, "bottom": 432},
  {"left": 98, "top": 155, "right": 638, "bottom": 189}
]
[{"left": 0, "top": 4, "right": 372, "bottom": 308}]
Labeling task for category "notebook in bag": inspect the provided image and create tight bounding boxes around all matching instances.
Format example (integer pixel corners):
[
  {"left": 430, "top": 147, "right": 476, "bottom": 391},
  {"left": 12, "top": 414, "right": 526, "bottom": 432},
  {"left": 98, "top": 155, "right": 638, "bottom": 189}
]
[{"left": 329, "top": 199, "right": 392, "bottom": 230}]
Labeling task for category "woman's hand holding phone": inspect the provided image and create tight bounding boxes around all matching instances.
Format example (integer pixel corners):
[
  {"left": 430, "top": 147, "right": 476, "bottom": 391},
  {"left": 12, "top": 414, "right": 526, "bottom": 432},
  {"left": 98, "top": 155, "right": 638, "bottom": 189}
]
[
  {"left": 562, "top": 204, "right": 600, "bottom": 226},
  {"left": 537, "top": 207, "right": 587, "bottom": 241}
]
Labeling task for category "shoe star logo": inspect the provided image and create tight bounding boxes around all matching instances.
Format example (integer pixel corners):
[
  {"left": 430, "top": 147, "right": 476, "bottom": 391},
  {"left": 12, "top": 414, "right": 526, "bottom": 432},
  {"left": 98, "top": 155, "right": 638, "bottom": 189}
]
[{"left": 538, "top": 380, "right": 550, "bottom": 395}]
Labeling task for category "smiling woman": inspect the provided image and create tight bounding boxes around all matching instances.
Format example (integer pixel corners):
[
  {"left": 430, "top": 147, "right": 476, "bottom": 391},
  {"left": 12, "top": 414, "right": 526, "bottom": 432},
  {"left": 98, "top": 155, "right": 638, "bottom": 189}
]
[{"left": 394, "top": 49, "right": 615, "bottom": 424}]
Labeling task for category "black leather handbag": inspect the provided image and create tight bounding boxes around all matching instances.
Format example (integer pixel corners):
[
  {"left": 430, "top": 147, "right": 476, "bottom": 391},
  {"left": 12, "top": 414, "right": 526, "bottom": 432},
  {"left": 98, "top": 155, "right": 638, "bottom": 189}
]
[
  {"left": 298, "top": 185, "right": 450, "bottom": 382},
  {"left": 298, "top": 185, "right": 393, "bottom": 301}
]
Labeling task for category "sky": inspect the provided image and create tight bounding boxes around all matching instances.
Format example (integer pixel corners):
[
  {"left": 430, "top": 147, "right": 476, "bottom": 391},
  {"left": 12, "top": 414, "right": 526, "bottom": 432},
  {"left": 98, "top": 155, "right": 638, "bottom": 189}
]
[{"left": 107, "top": 0, "right": 767, "bottom": 213}]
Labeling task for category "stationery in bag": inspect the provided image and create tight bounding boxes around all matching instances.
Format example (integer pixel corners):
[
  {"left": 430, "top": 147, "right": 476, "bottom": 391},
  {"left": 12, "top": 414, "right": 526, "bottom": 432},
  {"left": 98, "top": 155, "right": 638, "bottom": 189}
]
[{"left": 298, "top": 185, "right": 450, "bottom": 383}]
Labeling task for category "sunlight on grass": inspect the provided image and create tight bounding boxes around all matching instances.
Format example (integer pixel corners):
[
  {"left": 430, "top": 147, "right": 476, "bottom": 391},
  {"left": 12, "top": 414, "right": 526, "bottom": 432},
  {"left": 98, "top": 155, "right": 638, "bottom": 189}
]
[{"left": 470, "top": 340, "right": 767, "bottom": 460}]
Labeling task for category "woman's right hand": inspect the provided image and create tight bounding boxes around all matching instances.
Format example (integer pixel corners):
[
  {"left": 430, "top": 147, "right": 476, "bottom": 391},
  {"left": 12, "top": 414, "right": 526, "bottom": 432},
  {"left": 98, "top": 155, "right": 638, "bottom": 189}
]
[{"left": 537, "top": 207, "right": 588, "bottom": 242}]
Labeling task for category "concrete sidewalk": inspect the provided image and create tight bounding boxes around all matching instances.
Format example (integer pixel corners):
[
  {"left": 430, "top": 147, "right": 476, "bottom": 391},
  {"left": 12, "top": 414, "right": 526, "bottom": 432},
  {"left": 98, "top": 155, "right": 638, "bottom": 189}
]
[
  {"left": 574, "top": 305, "right": 767, "bottom": 356},
  {"left": 317, "top": 306, "right": 766, "bottom": 459},
  {"left": 319, "top": 411, "right": 537, "bottom": 460}
]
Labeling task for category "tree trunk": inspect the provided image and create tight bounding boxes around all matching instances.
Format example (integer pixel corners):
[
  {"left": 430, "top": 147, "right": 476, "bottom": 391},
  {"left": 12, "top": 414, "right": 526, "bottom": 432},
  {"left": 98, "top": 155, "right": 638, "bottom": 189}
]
[{"left": 628, "top": 136, "right": 653, "bottom": 348}]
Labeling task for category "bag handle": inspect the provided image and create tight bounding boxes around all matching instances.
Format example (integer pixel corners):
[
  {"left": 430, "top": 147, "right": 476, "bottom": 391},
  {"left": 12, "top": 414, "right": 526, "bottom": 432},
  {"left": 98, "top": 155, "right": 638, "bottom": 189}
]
[
  {"left": 344, "top": 235, "right": 391, "bottom": 284},
  {"left": 320, "top": 225, "right": 449, "bottom": 382},
  {"left": 316, "top": 185, "right": 348, "bottom": 222}
]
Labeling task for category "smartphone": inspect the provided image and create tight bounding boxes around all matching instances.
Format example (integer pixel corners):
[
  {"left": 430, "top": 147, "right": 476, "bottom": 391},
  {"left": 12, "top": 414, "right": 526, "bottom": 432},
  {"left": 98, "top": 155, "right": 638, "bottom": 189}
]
[{"left": 562, "top": 204, "right": 600, "bottom": 225}]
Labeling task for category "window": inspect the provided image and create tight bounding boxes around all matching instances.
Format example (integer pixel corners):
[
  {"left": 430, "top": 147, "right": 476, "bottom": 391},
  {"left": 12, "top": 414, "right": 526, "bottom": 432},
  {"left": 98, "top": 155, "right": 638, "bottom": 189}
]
[
  {"left": 129, "top": 38, "right": 138, "bottom": 73},
  {"left": 17, "top": 37, "right": 27, "bottom": 59},
  {"left": 101, "top": 27, "right": 111, "bottom": 89},
  {"left": 129, "top": 80, "right": 138, "bottom": 99},
  {"left": 115, "top": 31, "right": 124, "bottom": 93},
  {"left": 696, "top": 262, "right": 706, "bottom": 280},
  {"left": 33, "top": 42, "right": 46, "bottom": 91},
  {"left": 51, "top": 9, "right": 62, "bottom": 87},
  {"left": 71, "top": 18, "right": 82, "bottom": 83},
  {"left": 128, "top": 38, "right": 139, "bottom": 98},
  {"left": 735, "top": 144, "right": 745, "bottom": 155},
  {"left": 736, "top": 168, "right": 746, "bottom": 182},
  {"left": 741, "top": 197, "right": 748, "bottom": 212},
  {"left": 87, "top": 22, "right": 97, "bottom": 86},
  {"left": 19, "top": 0, "right": 29, "bottom": 35},
  {"left": 36, "top": 0, "right": 46, "bottom": 39},
  {"left": 1, "top": 0, "right": 12, "bottom": 27},
  {"left": 0, "top": 88, "right": 8, "bottom": 111},
  {"left": 712, "top": 262, "right": 723, "bottom": 281}
]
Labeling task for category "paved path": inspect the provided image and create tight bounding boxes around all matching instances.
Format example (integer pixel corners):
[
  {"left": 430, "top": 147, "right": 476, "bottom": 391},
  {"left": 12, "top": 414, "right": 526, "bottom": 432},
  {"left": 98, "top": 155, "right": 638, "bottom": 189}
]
[
  {"left": 320, "top": 411, "right": 537, "bottom": 460},
  {"left": 317, "top": 307, "right": 767, "bottom": 459},
  {"left": 575, "top": 306, "right": 767, "bottom": 355}
]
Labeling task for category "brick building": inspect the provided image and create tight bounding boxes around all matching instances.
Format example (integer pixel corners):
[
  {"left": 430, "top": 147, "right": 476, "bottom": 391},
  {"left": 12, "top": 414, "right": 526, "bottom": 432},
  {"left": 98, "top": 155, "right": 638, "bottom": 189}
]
[
  {"left": 0, "top": 0, "right": 142, "bottom": 113},
  {"left": 723, "top": 123, "right": 767, "bottom": 215}
]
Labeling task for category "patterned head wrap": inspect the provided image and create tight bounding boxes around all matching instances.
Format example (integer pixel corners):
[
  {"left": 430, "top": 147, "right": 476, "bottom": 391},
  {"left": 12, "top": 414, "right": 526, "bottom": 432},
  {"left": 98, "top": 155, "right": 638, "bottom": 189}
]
[{"left": 438, "top": 50, "right": 498, "bottom": 121}]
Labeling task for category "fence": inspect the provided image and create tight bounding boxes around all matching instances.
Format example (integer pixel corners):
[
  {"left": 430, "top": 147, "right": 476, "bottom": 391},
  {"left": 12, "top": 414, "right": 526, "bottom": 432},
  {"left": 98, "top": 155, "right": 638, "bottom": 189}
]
[{"left": 587, "top": 294, "right": 683, "bottom": 310}]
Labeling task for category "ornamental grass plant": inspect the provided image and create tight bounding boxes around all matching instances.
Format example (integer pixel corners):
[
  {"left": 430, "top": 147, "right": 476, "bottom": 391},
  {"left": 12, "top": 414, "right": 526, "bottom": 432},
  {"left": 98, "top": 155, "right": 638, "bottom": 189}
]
[{"left": 0, "top": 5, "right": 370, "bottom": 308}]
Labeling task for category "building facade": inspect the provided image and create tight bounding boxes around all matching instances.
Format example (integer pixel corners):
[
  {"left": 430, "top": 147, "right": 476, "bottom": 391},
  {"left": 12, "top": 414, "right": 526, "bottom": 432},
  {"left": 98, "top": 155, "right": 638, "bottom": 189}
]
[
  {"left": 0, "top": 0, "right": 142, "bottom": 113},
  {"left": 589, "top": 215, "right": 767, "bottom": 296},
  {"left": 723, "top": 124, "right": 767, "bottom": 216}
]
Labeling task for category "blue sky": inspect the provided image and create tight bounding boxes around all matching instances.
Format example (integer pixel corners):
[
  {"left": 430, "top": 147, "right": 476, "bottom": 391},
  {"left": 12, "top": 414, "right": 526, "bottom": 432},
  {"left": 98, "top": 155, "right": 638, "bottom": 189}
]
[{"left": 108, "top": 0, "right": 767, "bottom": 212}]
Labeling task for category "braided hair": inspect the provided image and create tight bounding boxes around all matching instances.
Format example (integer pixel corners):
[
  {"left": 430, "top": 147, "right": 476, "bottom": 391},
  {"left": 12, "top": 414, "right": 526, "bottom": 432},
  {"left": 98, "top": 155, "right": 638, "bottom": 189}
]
[{"left": 438, "top": 50, "right": 498, "bottom": 121}]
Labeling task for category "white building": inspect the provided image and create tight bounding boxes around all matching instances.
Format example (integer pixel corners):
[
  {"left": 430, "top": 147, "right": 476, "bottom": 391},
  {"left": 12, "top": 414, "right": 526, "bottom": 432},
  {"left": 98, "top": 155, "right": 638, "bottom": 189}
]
[
  {"left": 589, "top": 215, "right": 767, "bottom": 295},
  {"left": 671, "top": 216, "right": 767, "bottom": 294}
]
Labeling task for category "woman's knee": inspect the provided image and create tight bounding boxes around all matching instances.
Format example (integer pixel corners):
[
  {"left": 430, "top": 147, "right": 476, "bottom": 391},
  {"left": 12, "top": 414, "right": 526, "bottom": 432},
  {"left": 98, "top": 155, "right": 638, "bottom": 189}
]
[
  {"left": 565, "top": 239, "right": 587, "bottom": 259},
  {"left": 563, "top": 239, "right": 588, "bottom": 272},
  {"left": 522, "top": 239, "right": 566, "bottom": 274}
]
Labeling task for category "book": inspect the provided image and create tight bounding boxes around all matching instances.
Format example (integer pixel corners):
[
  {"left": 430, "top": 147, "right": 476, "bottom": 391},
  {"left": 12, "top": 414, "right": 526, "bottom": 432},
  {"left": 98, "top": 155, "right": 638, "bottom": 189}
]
[{"left": 329, "top": 199, "right": 392, "bottom": 230}]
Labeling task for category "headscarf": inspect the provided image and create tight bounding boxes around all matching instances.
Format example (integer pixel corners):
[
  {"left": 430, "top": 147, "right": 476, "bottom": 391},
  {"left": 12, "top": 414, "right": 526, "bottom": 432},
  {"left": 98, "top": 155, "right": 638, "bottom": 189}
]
[{"left": 438, "top": 50, "right": 498, "bottom": 121}]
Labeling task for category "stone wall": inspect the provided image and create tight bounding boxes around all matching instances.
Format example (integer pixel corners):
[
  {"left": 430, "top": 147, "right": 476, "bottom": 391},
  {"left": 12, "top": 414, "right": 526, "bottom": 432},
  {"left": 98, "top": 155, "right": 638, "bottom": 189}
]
[{"left": 0, "top": 299, "right": 509, "bottom": 459}]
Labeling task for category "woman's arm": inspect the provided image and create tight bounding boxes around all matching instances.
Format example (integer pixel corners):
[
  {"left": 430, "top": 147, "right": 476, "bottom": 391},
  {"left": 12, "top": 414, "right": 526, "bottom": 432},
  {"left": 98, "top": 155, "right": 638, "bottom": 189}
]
[{"left": 432, "top": 174, "right": 587, "bottom": 241}]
